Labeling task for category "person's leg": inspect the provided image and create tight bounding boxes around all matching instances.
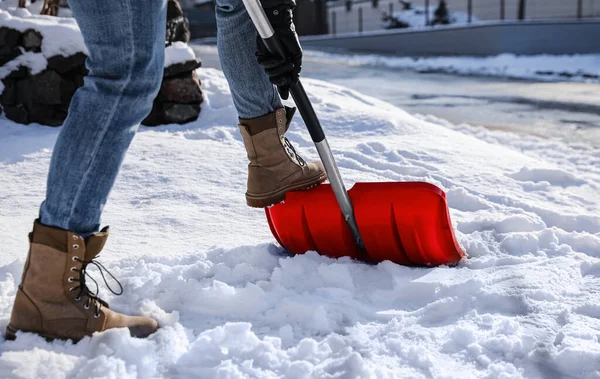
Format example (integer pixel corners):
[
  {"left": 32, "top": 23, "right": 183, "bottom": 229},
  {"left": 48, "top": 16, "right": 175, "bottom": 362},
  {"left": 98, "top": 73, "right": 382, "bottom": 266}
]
[
  {"left": 215, "top": 0, "right": 282, "bottom": 119},
  {"left": 6, "top": 0, "right": 166, "bottom": 342},
  {"left": 39, "top": 0, "right": 167, "bottom": 235},
  {"left": 215, "top": 0, "right": 326, "bottom": 208},
  {"left": 216, "top": 0, "right": 328, "bottom": 208}
]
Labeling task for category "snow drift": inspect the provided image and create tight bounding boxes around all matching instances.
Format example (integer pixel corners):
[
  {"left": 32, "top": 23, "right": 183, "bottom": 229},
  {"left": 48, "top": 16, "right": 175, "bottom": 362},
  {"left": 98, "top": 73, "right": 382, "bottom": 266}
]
[
  {"left": 305, "top": 51, "right": 600, "bottom": 83},
  {"left": 0, "top": 68, "right": 599, "bottom": 378}
]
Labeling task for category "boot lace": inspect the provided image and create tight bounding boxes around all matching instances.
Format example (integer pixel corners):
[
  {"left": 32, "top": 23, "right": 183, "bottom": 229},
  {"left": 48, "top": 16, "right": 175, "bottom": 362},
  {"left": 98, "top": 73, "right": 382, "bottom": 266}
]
[
  {"left": 69, "top": 256, "right": 123, "bottom": 318},
  {"left": 282, "top": 137, "right": 306, "bottom": 167}
]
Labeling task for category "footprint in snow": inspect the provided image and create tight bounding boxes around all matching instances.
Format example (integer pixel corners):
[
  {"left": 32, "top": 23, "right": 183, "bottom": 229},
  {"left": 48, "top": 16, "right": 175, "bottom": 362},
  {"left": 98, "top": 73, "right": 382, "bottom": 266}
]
[
  {"left": 446, "top": 187, "right": 490, "bottom": 212},
  {"left": 573, "top": 304, "right": 600, "bottom": 320},
  {"left": 508, "top": 167, "right": 587, "bottom": 187}
]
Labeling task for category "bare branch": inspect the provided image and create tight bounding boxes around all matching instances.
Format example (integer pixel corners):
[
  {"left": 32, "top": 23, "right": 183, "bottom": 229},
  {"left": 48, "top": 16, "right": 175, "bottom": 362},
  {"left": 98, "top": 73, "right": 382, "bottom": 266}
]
[{"left": 41, "top": 0, "right": 60, "bottom": 16}]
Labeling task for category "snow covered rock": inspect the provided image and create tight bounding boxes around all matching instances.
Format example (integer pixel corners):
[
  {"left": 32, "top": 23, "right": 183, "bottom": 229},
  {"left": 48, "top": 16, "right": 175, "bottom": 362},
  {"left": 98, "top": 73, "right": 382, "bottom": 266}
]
[
  {"left": 144, "top": 42, "right": 204, "bottom": 126},
  {"left": 20, "top": 28, "right": 42, "bottom": 53},
  {"left": 0, "top": 9, "right": 203, "bottom": 127},
  {"left": 0, "top": 51, "right": 84, "bottom": 126},
  {"left": 0, "top": 26, "right": 22, "bottom": 65}
]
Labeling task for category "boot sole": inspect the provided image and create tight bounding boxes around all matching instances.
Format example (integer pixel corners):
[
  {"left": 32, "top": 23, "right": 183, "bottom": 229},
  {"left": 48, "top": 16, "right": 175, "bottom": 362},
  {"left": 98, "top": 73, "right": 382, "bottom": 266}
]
[
  {"left": 246, "top": 173, "right": 327, "bottom": 208},
  {"left": 5, "top": 324, "right": 76, "bottom": 342},
  {"left": 5, "top": 323, "right": 156, "bottom": 342},
  {"left": 4, "top": 325, "right": 17, "bottom": 341}
]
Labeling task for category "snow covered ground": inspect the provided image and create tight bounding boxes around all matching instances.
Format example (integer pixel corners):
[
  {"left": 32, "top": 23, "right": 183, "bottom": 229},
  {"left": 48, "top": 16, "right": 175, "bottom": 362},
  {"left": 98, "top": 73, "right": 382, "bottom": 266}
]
[
  {"left": 305, "top": 51, "right": 600, "bottom": 83},
  {"left": 0, "top": 68, "right": 599, "bottom": 378},
  {"left": 197, "top": 43, "right": 600, "bottom": 149}
]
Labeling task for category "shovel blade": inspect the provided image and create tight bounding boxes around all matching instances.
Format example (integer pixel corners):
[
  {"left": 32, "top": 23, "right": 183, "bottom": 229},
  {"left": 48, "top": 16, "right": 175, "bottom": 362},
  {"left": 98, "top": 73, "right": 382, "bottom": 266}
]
[{"left": 265, "top": 182, "right": 465, "bottom": 266}]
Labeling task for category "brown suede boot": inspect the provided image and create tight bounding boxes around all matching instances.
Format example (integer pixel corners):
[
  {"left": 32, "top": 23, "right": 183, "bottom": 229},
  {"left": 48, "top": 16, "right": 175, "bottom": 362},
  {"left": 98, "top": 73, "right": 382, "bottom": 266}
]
[
  {"left": 5, "top": 221, "right": 158, "bottom": 341},
  {"left": 239, "top": 107, "right": 327, "bottom": 208}
]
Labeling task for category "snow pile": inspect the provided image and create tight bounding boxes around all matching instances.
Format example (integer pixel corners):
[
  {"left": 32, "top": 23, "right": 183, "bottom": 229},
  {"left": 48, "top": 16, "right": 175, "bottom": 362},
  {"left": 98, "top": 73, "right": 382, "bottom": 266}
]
[
  {"left": 0, "top": 10, "right": 202, "bottom": 126},
  {"left": 0, "top": 68, "right": 599, "bottom": 378},
  {"left": 306, "top": 51, "right": 600, "bottom": 83},
  {"left": 164, "top": 41, "right": 197, "bottom": 67}
]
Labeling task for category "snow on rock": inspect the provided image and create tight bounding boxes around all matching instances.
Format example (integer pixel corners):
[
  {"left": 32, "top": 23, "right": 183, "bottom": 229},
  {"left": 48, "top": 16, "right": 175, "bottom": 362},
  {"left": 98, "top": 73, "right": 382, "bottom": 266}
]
[
  {"left": 0, "top": 8, "right": 84, "bottom": 81},
  {"left": 0, "top": 10, "right": 195, "bottom": 81},
  {"left": 306, "top": 51, "right": 600, "bottom": 83},
  {"left": 164, "top": 41, "right": 197, "bottom": 68},
  {"left": 0, "top": 51, "right": 47, "bottom": 78},
  {"left": 0, "top": 68, "right": 599, "bottom": 378},
  {"left": 0, "top": 8, "right": 86, "bottom": 58}
]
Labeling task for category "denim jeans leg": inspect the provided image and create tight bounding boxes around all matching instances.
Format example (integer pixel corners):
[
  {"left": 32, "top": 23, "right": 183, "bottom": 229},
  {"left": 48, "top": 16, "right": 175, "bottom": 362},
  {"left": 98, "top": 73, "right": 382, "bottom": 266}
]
[
  {"left": 39, "top": 0, "right": 167, "bottom": 235},
  {"left": 215, "top": 0, "right": 283, "bottom": 119}
]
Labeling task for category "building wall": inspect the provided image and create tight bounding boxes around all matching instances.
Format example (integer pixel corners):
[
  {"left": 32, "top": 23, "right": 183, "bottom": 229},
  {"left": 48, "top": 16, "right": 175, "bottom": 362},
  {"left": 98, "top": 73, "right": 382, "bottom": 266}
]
[{"left": 328, "top": 0, "right": 600, "bottom": 35}]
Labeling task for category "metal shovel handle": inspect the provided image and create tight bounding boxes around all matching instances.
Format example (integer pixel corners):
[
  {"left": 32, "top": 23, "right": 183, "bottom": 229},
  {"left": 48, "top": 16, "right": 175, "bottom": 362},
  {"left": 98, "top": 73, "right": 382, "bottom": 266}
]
[{"left": 242, "top": 0, "right": 365, "bottom": 250}]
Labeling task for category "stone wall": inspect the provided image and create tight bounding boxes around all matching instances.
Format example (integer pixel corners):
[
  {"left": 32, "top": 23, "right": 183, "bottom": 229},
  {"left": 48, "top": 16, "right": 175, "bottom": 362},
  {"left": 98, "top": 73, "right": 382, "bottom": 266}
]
[{"left": 0, "top": 24, "right": 203, "bottom": 127}]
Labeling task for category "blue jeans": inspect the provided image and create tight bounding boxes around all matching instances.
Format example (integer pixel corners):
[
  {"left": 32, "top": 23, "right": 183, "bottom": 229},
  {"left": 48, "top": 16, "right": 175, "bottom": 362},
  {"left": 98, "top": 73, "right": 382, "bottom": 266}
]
[{"left": 40, "top": 0, "right": 282, "bottom": 235}]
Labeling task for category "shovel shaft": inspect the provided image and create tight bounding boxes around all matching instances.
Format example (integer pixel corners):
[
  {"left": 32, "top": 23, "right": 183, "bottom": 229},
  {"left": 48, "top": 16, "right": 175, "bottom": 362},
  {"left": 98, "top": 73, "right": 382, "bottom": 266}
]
[
  {"left": 314, "top": 138, "right": 365, "bottom": 249},
  {"left": 289, "top": 82, "right": 364, "bottom": 250},
  {"left": 242, "top": 0, "right": 364, "bottom": 249}
]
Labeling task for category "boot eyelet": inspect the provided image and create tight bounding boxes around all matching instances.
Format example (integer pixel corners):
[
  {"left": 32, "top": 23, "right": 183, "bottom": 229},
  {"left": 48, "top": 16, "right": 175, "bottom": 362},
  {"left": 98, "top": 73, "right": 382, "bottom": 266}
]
[
  {"left": 71, "top": 267, "right": 77, "bottom": 271},
  {"left": 93, "top": 313, "right": 100, "bottom": 318},
  {"left": 68, "top": 277, "right": 74, "bottom": 282},
  {"left": 69, "top": 287, "right": 77, "bottom": 292},
  {"left": 72, "top": 235, "right": 79, "bottom": 240},
  {"left": 75, "top": 296, "right": 81, "bottom": 301},
  {"left": 73, "top": 244, "right": 79, "bottom": 249},
  {"left": 84, "top": 304, "right": 90, "bottom": 310},
  {"left": 72, "top": 256, "right": 78, "bottom": 262}
]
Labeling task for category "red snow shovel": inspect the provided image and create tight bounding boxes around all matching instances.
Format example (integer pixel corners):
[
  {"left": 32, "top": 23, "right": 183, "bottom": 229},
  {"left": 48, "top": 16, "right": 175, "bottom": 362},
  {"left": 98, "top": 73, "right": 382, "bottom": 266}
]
[{"left": 243, "top": 0, "right": 465, "bottom": 266}]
